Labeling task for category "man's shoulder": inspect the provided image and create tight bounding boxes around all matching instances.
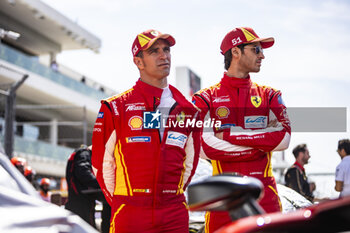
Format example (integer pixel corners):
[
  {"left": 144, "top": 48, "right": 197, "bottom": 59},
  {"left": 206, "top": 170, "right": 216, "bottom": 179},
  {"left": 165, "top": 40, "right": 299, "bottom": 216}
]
[
  {"left": 338, "top": 157, "right": 350, "bottom": 168},
  {"left": 193, "top": 82, "right": 223, "bottom": 105},
  {"left": 195, "top": 82, "right": 222, "bottom": 96},
  {"left": 252, "top": 83, "right": 286, "bottom": 106},
  {"left": 253, "top": 82, "right": 280, "bottom": 94},
  {"left": 102, "top": 87, "right": 135, "bottom": 104},
  {"left": 286, "top": 165, "right": 300, "bottom": 174},
  {"left": 342, "top": 156, "right": 350, "bottom": 164}
]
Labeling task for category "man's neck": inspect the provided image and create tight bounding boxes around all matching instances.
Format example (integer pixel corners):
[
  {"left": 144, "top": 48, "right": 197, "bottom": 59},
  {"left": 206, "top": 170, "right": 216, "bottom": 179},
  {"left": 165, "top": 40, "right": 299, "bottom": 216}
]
[
  {"left": 226, "top": 67, "right": 249, "bottom": 79},
  {"left": 296, "top": 159, "right": 305, "bottom": 167},
  {"left": 140, "top": 76, "right": 168, "bottom": 89}
]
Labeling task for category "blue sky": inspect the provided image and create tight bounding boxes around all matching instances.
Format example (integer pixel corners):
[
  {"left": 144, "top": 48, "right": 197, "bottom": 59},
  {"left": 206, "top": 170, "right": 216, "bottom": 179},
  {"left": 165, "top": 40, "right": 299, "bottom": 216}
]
[{"left": 42, "top": 0, "right": 350, "bottom": 174}]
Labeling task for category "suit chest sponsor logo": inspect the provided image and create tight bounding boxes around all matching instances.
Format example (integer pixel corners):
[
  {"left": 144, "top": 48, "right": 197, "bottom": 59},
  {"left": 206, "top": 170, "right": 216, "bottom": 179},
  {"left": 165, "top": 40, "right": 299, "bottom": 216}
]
[
  {"left": 126, "top": 136, "right": 151, "bottom": 143},
  {"left": 213, "top": 96, "right": 230, "bottom": 103},
  {"left": 244, "top": 116, "right": 267, "bottom": 128},
  {"left": 251, "top": 96, "right": 262, "bottom": 108},
  {"left": 216, "top": 106, "right": 230, "bottom": 119},
  {"left": 165, "top": 131, "right": 187, "bottom": 149},
  {"left": 176, "top": 111, "right": 186, "bottom": 123},
  {"left": 125, "top": 103, "right": 146, "bottom": 112},
  {"left": 128, "top": 116, "right": 143, "bottom": 130}
]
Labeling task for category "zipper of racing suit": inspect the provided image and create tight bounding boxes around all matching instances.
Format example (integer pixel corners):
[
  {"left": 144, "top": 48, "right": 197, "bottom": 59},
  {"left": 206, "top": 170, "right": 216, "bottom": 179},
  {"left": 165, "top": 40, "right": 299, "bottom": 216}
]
[
  {"left": 152, "top": 97, "right": 178, "bottom": 226},
  {"left": 152, "top": 96, "right": 162, "bottom": 226},
  {"left": 225, "top": 84, "right": 248, "bottom": 173}
]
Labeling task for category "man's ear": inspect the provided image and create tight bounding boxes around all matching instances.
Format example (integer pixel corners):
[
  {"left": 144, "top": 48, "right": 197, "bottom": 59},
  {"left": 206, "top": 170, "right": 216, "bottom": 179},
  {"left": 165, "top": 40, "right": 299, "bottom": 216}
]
[
  {"left": 231, "top": 47, "right": 241, "bottom": 59},
  {"left": 297, "top": 152, "right": 303, "bottom": 160},
  {"left": 133, "top": 57, "right": 144, "bottom": 69}
]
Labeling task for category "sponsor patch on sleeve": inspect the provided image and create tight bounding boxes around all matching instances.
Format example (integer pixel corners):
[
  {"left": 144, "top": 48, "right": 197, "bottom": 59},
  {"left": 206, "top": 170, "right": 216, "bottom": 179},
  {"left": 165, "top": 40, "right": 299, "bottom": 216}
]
[
  {"left": 165, "top": 131, "right": 188, "bottom": 149},
  {"left": 97, "top": 112, "right": 104, "bottom": 118}
]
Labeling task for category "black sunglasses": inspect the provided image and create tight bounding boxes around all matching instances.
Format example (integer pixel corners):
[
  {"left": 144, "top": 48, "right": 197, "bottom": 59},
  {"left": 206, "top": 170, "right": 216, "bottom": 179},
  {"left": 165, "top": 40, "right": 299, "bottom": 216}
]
[{"left": 244, "top": 46, "right": 263, "bottom": 55}]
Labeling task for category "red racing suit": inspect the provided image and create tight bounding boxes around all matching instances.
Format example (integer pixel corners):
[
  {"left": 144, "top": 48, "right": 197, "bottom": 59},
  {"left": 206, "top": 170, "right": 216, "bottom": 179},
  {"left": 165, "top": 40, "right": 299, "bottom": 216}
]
[
  {"left": 192, "top": 73, "right": 291, "bottom": 233},
  {"left": 92, "top": 79, "right": 200, "bottom": 233}
]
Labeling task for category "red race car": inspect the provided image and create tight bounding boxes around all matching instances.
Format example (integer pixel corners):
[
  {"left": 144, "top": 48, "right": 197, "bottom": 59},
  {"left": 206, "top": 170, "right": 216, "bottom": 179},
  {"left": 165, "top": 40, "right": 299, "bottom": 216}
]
[{"left": 188, "top": 174, "right": 350, "bottom": 233}]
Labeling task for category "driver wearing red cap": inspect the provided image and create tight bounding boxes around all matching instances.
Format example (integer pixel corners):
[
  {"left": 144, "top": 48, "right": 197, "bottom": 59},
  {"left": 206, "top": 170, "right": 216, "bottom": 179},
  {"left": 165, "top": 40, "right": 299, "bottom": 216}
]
[
  {"left": 193, "top": 27, "right": 291, "bottom": 233},
  {"left": 92, "top": 29, "right": 200, "bottom": 233}
]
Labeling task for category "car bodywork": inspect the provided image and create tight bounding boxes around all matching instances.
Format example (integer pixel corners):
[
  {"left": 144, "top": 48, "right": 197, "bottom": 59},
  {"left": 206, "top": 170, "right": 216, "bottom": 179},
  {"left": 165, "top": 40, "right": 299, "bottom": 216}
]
[
  {"left": 0, "top": 152, "right": 98, "bottom": 233},
  {"left": 188, "top": 174, "right": 350, "bottom": 233}
]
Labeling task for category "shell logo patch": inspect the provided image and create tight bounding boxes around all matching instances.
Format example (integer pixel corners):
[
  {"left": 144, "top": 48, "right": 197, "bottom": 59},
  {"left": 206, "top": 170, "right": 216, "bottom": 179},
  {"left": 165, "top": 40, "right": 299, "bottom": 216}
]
[
  {"left": 128, "top": 116, "right": 143, "bottom": 130},
  {"left": 216, "top": 106, "right": 230, "bottom": 119},
  {"left": 251, "top": 96, "right": 262, "bottom": 108}
]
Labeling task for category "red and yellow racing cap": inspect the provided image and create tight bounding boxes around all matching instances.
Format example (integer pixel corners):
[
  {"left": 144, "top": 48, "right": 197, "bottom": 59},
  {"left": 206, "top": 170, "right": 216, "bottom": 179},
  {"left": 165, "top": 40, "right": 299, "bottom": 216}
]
[
  {"left": 131, "top": 29, "right": 176, "bottom": 57},
  {"left": 220, "top": 27, "right": 274, "bottom": 55}
]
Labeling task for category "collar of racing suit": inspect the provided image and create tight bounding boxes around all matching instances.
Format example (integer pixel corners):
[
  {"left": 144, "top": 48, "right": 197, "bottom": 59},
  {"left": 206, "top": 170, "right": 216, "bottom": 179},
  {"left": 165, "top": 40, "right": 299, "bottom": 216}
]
[
  {"left": 221, "top": 72, "right": 252, "bottom": 88},
  {"left": 133, "top": 78, "right": 197, "bottom": 114},
  {"left": 134, "top": 78, "right": 163, "bottom": 99}
]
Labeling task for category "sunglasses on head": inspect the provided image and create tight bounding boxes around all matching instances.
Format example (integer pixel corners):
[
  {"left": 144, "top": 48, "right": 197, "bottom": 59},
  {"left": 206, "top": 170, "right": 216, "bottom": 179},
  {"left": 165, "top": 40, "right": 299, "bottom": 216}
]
[{"left": 244, "top": 45, "right": 263, "bottom": 54}]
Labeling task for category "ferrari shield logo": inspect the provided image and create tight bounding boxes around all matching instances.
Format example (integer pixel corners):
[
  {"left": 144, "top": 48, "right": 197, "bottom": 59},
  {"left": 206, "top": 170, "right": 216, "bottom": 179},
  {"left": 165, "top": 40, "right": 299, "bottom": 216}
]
[
  {"left": 176, "top": 111, "right": 186, "bottom": 123},
  {"left": 251, "top": 96, "right": 262, "bottom": 108}
]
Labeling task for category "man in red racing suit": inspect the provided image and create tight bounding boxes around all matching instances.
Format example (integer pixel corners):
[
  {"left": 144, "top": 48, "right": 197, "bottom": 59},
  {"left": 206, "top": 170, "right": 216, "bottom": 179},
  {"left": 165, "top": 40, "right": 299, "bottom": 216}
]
[
  {"left": 192, "top": 27, "right": 291, "bottom": 233},
  {"left": 92, "top": 29, "right": 200, "bottom": 233}
]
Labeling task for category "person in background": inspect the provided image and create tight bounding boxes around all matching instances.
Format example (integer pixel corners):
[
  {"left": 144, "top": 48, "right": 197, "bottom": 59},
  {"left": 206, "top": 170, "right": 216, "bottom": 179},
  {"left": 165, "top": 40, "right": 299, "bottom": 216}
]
[
  {"left": 193, "top": 27, "right": 291, "bottom": 233},
  {"left": 10, "top": 156, "right": 26, "bottom": 175},
  {"left": 285, "top": 144, "right": 314, "bottom": 202},
  {"left": 24, "top": 166, "right": 36, "bottom": 186},
  {"left": 92, "top": 29, "right": 200, "bottom": 233},
  {"left": 335, "top": 139, "right": 350, "bottom": 197},
  {"left": 39, "top": 178, "right": 52, "bottom": 202},
  {"left": 65, "top": 145, "right": 110, "bottom": 229},
  {"left": 11, "top": 157, "right": 39, "bottom": 188}
]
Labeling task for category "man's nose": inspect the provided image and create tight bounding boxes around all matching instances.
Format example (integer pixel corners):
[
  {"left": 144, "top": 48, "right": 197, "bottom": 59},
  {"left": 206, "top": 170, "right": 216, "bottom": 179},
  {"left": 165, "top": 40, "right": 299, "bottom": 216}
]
[{"left": 258, "top": 52, "right": 265, "bottom": 59}]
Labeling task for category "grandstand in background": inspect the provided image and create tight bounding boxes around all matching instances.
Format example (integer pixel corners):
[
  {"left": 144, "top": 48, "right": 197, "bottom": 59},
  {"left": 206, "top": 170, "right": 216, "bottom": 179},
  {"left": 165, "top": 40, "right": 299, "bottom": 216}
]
[{"left": 0, "top": 0, "right": 116, "bottom": 179}]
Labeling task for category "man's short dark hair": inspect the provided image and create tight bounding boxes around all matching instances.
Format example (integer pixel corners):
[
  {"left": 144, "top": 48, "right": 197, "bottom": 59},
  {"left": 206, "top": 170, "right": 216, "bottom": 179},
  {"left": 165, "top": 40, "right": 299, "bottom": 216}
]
[
  {"left": 136, "top": 51, "right": 143, "bottom": 58},
  {"left": 292, "top": 144, "right": 307, "bottom": 158},
  {"left": 224, "top": 44, "right": 247, "bottom": 70},
  {"left": 338, "top": 139, "right": 350, "bottom": 155}
]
